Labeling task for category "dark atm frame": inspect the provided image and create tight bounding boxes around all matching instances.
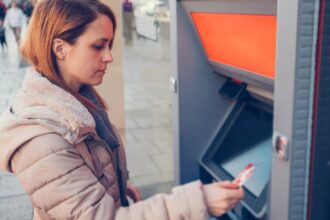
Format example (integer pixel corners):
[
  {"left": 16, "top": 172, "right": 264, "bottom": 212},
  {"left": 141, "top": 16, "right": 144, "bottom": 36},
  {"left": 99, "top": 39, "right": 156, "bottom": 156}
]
[{"left": 199, "top": 97, "right": 273, "bottom": 218}]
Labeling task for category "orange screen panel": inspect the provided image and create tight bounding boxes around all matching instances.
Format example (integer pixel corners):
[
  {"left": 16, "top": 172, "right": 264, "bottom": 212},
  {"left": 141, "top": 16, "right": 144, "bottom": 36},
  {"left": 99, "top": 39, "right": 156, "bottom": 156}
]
[{"left": 191, "top": 13, "right": 277, "bottom": 79}]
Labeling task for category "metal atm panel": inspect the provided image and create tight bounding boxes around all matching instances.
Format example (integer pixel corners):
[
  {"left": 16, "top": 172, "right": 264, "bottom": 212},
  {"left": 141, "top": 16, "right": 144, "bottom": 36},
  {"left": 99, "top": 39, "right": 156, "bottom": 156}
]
[
  {"left": 200, "top": 98, "right": 272, "bottom": 218},
  {"left": 171, "top": 0, "right": 329, "bottom": 219},
  {"left": 188, "top": 4, "right": 277, "bottom": 218}
]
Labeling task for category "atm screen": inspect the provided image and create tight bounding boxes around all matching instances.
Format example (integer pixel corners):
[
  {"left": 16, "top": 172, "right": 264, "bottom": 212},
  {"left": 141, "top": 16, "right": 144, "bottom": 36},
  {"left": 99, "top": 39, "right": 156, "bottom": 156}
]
[
  {"left": 212, "top": 102, "right": 273, "bottom": 198},
  {"left": 191, "top": 13, "right": 277, "bottom": 79}
]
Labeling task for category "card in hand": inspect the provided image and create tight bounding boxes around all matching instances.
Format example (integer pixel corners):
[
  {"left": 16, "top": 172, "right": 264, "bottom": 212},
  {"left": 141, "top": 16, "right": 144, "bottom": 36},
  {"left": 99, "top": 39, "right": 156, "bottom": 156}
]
[{"left": 233, "top": 163, "right": 256, "bottom": 187}]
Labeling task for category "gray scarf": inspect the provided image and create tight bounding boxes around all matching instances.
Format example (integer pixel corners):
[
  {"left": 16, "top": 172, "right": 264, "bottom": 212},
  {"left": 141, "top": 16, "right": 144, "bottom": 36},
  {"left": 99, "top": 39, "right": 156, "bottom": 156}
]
[
  {"left": 79, "top": 86, "right": 120, "bottom": 150},
  {"left": 79, "top": 86, "right": 128, "bottom": 206}
]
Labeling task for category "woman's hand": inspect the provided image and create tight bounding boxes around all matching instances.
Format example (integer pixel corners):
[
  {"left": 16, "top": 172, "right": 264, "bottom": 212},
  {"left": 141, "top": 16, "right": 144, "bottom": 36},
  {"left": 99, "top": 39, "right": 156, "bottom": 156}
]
[
  {"left": 126, "top": 182, "right": 142, "bottom": 203},
  {"left": 202, "top": 181, "right": 245, "bottom": 217}
]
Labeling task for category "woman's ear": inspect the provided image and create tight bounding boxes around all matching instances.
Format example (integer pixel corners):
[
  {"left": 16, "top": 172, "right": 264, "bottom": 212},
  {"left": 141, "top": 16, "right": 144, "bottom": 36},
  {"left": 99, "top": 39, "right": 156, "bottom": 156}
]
[{"left": 52, "top": 38, "right": 66, "bottom": 60}]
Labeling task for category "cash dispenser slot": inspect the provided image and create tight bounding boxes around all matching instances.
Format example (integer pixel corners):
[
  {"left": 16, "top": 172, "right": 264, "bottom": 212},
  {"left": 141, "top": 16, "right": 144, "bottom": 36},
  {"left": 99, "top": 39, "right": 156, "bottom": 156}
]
[{"left": 200, "top": 80, "right": 273, "bottom": 219}]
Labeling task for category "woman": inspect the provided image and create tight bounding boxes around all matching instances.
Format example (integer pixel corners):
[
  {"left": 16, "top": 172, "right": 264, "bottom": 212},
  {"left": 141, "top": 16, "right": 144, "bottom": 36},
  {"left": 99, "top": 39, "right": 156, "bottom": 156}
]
[
  {"left": 0, "top": 0, "right": 244, "bottom": 219},
  {"left": 4, "top": 0, "right": 25, "bottom": 44}
]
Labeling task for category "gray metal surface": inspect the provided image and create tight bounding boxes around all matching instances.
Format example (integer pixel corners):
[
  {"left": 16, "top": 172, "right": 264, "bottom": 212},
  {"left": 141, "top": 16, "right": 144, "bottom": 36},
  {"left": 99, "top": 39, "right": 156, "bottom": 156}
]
[
  {"left": 171, "top": 0, "right": 236, "bottom": 184},
  {"left": 170, "top": 0, "right": 180, "bottom": 185},
  {"left": 271, "top": 0, "right": 319, "bottom": 220},
  {"left": 181, "top": 0, "right": 277, "bottom": 15}
]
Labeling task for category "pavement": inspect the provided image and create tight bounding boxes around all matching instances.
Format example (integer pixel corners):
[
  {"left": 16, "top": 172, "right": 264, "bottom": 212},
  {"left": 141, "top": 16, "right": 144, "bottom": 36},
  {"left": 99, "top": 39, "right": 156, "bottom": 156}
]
[{"left": 122, "top": 33, "right": 174, "bottom": 199}]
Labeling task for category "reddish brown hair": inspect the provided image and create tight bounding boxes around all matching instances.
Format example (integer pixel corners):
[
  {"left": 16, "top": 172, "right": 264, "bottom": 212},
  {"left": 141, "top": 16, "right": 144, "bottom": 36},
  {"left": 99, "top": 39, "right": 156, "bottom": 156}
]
[{"left": 21, "top": 0, "right": 117, "bottom": 111}]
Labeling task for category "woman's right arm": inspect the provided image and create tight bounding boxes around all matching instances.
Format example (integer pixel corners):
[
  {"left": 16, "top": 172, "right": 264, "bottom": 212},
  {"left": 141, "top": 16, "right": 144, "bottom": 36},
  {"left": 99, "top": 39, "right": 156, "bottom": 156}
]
[{"left": 12, "top": 133, "right": 243, "bottom": 220}]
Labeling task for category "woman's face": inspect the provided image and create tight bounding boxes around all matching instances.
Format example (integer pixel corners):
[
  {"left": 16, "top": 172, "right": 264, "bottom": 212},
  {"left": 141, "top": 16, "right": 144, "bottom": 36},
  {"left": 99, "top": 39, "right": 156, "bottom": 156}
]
[{"left": 57, "top": 14, "right": 114, "bottom": 91}]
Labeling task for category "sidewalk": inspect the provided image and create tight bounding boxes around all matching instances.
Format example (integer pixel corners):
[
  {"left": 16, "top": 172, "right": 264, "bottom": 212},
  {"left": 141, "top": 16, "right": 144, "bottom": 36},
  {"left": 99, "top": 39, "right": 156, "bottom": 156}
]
[{"left": 122, "top": 34, "right": 174, "bottom": 197}]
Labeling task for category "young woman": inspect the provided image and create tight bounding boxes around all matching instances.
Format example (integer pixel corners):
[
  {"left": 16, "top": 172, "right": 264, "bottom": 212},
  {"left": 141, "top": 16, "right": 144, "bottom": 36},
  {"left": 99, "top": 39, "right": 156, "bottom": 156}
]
[
  {"left": 5, "top": 1, "right": 25, "bottom": 44},
  {"left": 0, "top": 0, "right": 244, "bottom": 219}
]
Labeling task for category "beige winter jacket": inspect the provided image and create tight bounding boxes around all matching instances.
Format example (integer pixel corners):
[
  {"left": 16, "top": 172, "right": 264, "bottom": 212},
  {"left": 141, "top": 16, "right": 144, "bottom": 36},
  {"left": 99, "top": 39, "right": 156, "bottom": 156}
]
[{"left": 0, "top": 68, "right": 208, "bottom": 220}]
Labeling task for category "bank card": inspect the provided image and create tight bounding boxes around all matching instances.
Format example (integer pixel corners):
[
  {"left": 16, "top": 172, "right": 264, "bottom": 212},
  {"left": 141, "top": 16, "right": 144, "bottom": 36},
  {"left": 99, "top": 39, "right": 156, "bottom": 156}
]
[{"left": 233, "top": 163, "right": 256, "bottom": 187}]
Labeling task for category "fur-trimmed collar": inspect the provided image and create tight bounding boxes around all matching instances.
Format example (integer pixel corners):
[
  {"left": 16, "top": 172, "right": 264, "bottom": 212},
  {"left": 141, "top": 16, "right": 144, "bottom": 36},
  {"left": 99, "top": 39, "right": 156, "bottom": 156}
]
[
  {"left": 10, "top": 68, "right": 97, "bottom": 144},
  {"left": 0, "top": 68, "right": 105, "bottom": 171}
]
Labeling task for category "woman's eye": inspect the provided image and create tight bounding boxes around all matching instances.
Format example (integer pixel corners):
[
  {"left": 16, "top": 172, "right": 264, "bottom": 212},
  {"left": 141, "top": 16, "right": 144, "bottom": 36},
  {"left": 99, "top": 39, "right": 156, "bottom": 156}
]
[{"left": 93, "top": 45, "right": 104, "bottom": 50}]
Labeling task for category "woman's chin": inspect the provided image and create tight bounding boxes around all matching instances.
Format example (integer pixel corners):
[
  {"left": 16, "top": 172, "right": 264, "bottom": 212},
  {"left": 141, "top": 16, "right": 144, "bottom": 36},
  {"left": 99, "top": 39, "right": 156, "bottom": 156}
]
[
  {"left": 94, "top": 79, "right": 103, "bottom": 86},
  {"left": 87, "top": 78, "right": 103, "bottom": 86}
]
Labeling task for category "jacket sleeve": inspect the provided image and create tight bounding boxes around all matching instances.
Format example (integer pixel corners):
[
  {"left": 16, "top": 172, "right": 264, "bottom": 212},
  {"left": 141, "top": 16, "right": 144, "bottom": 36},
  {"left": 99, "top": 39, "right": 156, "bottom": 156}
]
[
  {"left": 113, "top": 181, "right": 208, "bottom": 220},
  {"left": 11, "top": 134, "right": 208, "bottom": 220}
]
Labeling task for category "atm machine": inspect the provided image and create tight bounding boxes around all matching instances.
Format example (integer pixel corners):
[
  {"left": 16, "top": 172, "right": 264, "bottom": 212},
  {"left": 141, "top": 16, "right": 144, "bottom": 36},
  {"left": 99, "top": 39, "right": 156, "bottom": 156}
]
[{"left": 170, "top": 0, "right": 330, "bottom": 220}]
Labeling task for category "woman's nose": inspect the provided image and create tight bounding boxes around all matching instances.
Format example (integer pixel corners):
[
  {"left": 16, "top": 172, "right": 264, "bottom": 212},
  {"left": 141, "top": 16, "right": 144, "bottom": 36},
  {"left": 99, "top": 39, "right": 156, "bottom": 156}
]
[{"left": 103, "top": 50, "right": 113, "bottom": 63}]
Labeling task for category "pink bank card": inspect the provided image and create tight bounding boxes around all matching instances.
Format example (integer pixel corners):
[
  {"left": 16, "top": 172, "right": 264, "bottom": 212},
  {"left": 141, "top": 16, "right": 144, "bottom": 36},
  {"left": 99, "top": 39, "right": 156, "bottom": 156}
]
[{"left": 233, "top": 163, "right": 256, "bottom": 187}]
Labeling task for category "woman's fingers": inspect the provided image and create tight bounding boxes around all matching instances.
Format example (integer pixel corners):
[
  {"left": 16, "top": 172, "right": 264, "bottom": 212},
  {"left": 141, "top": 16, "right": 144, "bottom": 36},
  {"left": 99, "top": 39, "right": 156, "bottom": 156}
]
[
  {"left": 133, "top": 187, "right": 142, "bottom": 201},
  {"left": 128, "top": 187, "right": 141, "bottom": 202},
  {"left": 215, "top": 181, "right": 239, "bottom": 189},
  {"left": 203, "top": 181, "right": 245, "bottom": 217},
  {"left": 127, "top": 182, "right": 142, "bottom": 202},
  {"left": 226, "top": 187, "right": 245, "bottom": 200},
  {"left": 208, "top": 207, "right": 225, "bottom": 217},
  {"left": 213, "top": 181, "right": 245, "bottom": 200}
]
